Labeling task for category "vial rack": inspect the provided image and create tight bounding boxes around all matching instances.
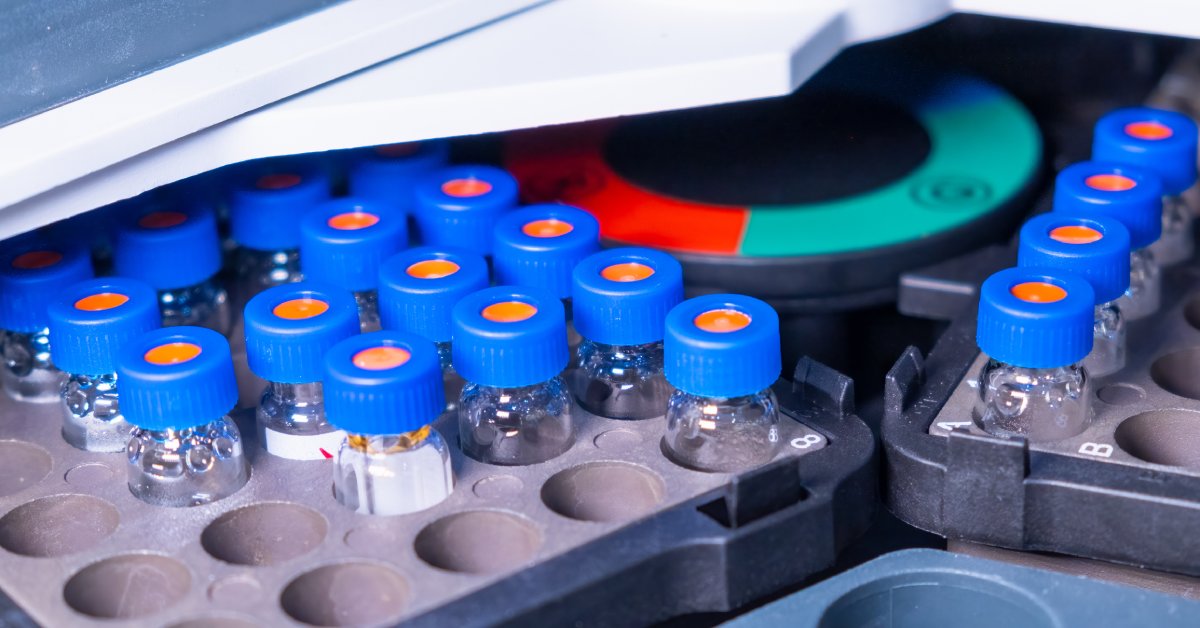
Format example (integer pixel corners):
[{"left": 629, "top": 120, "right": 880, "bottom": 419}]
[
  {"left": 884, "top": 237, "right": 1200, "bottom": 577},
  {"left": 0, "top": 357, "right": 873, "bottom": 626}
]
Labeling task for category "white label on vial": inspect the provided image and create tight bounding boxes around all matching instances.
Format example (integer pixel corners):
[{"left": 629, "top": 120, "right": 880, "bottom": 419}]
[
  {"left": 790, "top": 434, "right": 823, "bottom": 449},
  {"left": 1078, "top": 442, "right": 1114, "bottom": 458},
  {"left": 262, "top": 427, "right": 345, "bottom": 461}
]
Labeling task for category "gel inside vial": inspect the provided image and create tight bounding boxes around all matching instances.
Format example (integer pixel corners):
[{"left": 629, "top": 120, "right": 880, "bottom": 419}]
[
  {"left": 245, "top": 284, "right": 360, "bottom": 460},
  {"left": 0, "top": 245, "right": 94, "bottom": 403},
  {"left": 973, "top": 269, "right": 1095, "bottom": 442},
  {"left": 569, "top": 249, "right": 684, "bottom": 420},
  {"left": 49, "top": 279, "right": 161, "bottom": 451},
  {"left": 661, "top": 296, "right": 783, "bottom": 473},
  {"left": 324, "top": 333, "right": 453, "bottom": 516},
  {"left": 453, "top": 289, "right": 574, "bottom": 466},
  {"left": 117, "top": 327, "right": 249, "bottom": 507}
]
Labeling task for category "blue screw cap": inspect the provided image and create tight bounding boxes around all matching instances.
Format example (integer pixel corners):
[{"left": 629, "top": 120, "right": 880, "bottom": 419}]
[
  {"left": 493, "top": 204, "right": 600, "bottom": 299},
  {"left": 300, "top": 198, "right": 407, "bottom": 292},
  {"left": 573, "top": 247, "right": 684, "bottom": 346},
  {"left": 378, "top": 247, "right": 490, "bottom": 343},
  {"left": 244, "top": 281, "right": 361, "bottom": 384},
  {"left": 348, "top": 141, "right": 449, "bottom": 212},
  {"left": 977, "top": 267, "right": 1095, "bottom": 369},
  {"left": 229, "top": 159, "right": 331, "bottom": 251},
  {"left": 451, "top": 286, "right": 568, "bottom": 388},
  {"left": 664, "top": 294, "right": 781, "bottom": 398},
  {"left": 48, "top": 278, "right": 161, "bottom": 375},
  {"left": 1018, "top": 214, "right": 1131, "bottom": 305},
  {"left": 1093, "top": 107, "right": 1198, "bottom": 195},
  {"left": 413, "top": 165, "right": 518, "bottom": 254},
  {"left": 323, "top": 331, "right": 445, "bottom": 435},
  {"left": 116, "top": 326, "right": 238, "bottom": 430},
  {"left": 113, "top": 202, "right": 222, "bottom": 290},
  {"left": 1052, "top": 161, "right": 1162, "bottom": 249},
  {"left": 0, "top": 242, "right": 93, "bottom": 333}
]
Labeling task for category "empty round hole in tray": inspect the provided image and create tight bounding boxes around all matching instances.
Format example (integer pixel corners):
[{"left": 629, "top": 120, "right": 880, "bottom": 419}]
[
  {"left": 818, "top": 572, "right": 1053, "bottom": 628},
  {"left": 1184, "top": 298, "right": 1200, "bottom": 330},
  {"left": 1150, "top": 348, "right": 1200, "bottom": 400},
  {"left": 280, "top": 562, "right": 408, "bottom": 627},
  {"left": 1114, "top": 409, "right": 1200, "bottom": 469},
  {"left": 208, "top": 575, "right": 262, "bottom": 609},
  {"left": 1096, "top": 383, "right": 1145, "bottom": 406},
  {"left": 593, "top": 428, "right": 642, "bottom": 452},
  {"left": 414, "top": 510, "right": 540, "bottom": 574},
  {"left": 201, "top": 502, "right": 327, "bottom": 566},
  {"left": 64, "top": 554, "right": 191, "bottom": 619},
  {"left": 541, "top": 462, "right": 665, "bottom": 523},
  {"left": 169, "top": 617, "right": 259, "bottom": 628},
  {"left": 0, "top": 440, "right": 52, "bottom": 497},
  {"left": 472, "top": 474, "right": 524, "bottom": 500},
  {"left": 0, "top": 494, "right": 119, "bottom": 557},
  {"left": 64, "top": 462, "right": 114, "bottom": 487}
]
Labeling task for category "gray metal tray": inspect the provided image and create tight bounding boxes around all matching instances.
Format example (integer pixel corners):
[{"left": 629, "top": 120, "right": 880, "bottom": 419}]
[{"left": 0, "top": 352, "right": 868, "bottom": 626}]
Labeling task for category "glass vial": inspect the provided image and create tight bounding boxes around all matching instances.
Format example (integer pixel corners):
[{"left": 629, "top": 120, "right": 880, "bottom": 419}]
[
  {"left": 301, "top": 199, "right": 407, "bottom": 333},
  {"left": 492, "top": 204, "right": 601, "bottom": 353},
  {"left": 661, "top": 295, "right": 783, "bottom": 472},
  {"left": 974, "top": 268, "right": 1096, "bottom": 441},
  {"left": 378, "top": 246, "right": 490, "bottom": 412},
  {"left": 1053, "top": 160, "right": 1164, "bottom": 322},
  {"left": 1093, "top": 107, "right": 1198, "bottom": 267},
  {"left": 0, "top": 244, "right": 94, "bottom": 402},
  {"left": 324, "top": 331, "right": 452, "bottom": 516},
  {"left": 453, "top": 287, "right": 574, "bottom": 465},
  {"left": 569, "top": 248, "right": 684, "bottom": 419},
  {"left": 245, "top": 282, "right": 360, "bottom": 460},
  {"left": 412, "top": 164, "right": 518, "bottom": 255},
  {"left": 117, "top": 327, "right": 248, "bottom": 507},
  {"left": 113, "top": 204, "right": 231, "bottom": 334},
  {"left": 227, "top": 161, "right": 330, "bottom": 310},
  {"left": 1017, "top": 213, "right": 1130, "bottom": 377},
  {"left": 49, "top": 278, "right": 161, "bottom": 451}
]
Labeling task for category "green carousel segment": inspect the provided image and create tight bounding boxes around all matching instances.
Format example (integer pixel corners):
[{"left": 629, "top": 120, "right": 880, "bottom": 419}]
[{"left": 742, "top": 76, "right": 1040, "bottom": 257}]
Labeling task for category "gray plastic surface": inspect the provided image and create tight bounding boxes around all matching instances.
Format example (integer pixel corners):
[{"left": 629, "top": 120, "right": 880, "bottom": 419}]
[
  {"left": 723, "top": 549, "right": 1200, "bottom": 628},
  {"left": 0, "top": 0, "right": 345, "bottom": 127},
  {"left": 0, "top": 366, "right": 828, "bottom": 625},
  {"left": 928, "top": 256, "right": 1200, "bottom": 475}
]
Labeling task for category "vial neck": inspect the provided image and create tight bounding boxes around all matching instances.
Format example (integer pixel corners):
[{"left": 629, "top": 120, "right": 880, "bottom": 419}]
[
  {"left": 348, "top": 425, "right": 432, "bottom": 453},
  {"left": 435, "top": 340, "right": 452, "bottom": 372},
  {"left": 353, "top": 289, "right": 380, "bottom": 332},
  {"left": 265, "top": 380, "right": 323, "bottom": 405}
]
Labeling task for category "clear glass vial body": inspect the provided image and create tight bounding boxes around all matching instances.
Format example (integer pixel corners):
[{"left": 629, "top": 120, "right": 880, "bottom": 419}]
[
  {"left": 1, "top": 328, "right": 62, "bottom": 403},
  {"left": 1117, "top": 247, "right": 1161, "bottom": 320},
  {"left": 257, "top": 381, "right": 345, "bottom": 460},
  {"left": 663, "top": 388, "right": 781, "bottom": 473},
  {"left": 127, "top": 415, "right": 250, "bottom": 507},
  {"left": 1150, "top": 194, "right": 1194, "bottom": 266},
  {"left": 435, "top": 341, "right": 465, "bottom": 413},
  {"left": 231, "top": 247, "right": 302, "bottom": 312},
  {"left": 571, "top": 339, "right": 671, "bottom": 420},
  {"left": 61, "top": 372, "right": 132, "bottom": 452},
  {"left": 458, "top": 376, "right": 574, "bottom": 465},
  {"left": 333, "top": 428, "right": 453, "bottom": 516},
  {"left": 354, "top": 290, "right": 381, "bottom": 333},
  {"left": 972, "top": 358, "right": 1092, "bottom": 441},
  {"left": 159, "top": 276, "right": 232, "bottom": 334},
  {"left": 1086, "top": 302, "right": 1126, "bottom": 378}
]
